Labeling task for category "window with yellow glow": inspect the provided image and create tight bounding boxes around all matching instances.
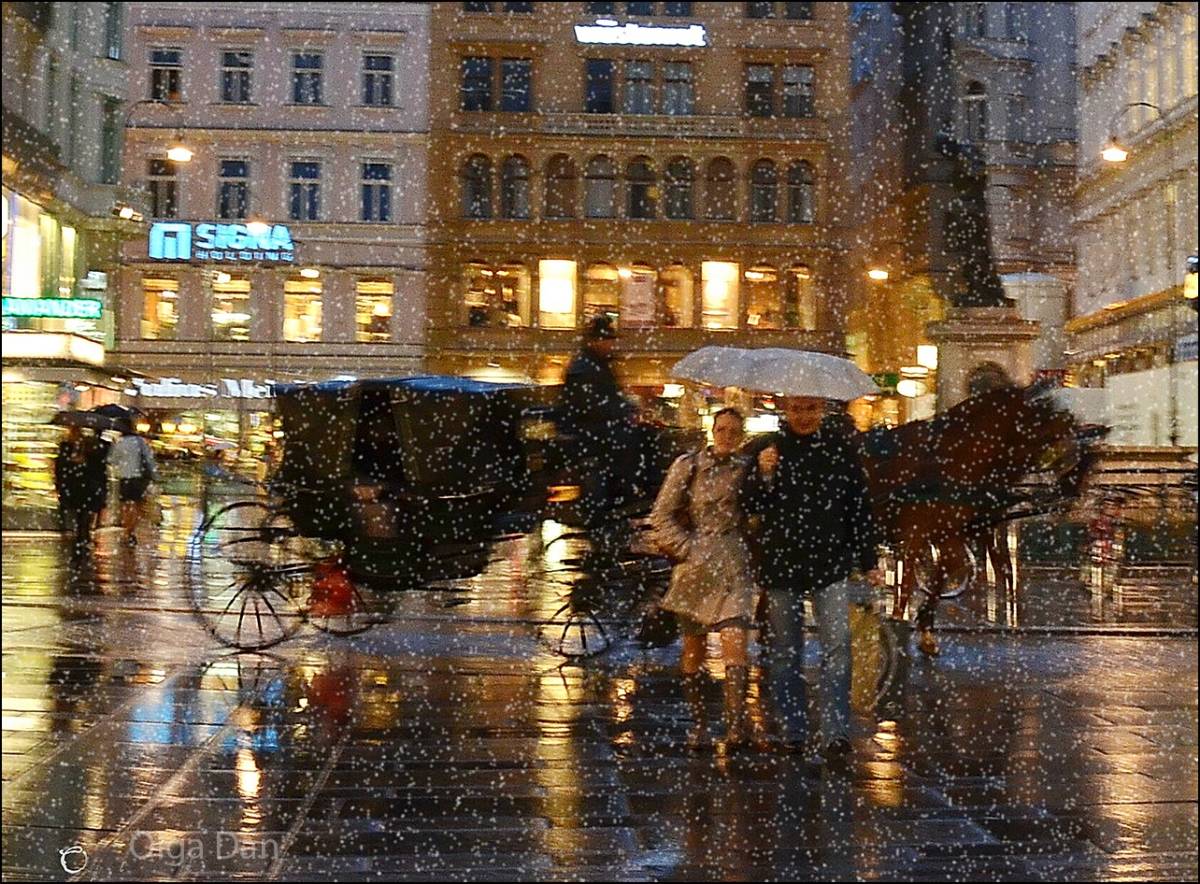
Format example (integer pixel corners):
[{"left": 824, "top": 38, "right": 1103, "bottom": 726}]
[
  {"left": 142, "top": 276, "right": 179, "bottom": 340},
  {"left": 785, "top": 264, "right": 819, "bottom": 330},
  {"left": 463, "top": 262, "right": 531, "bottom": 327},
  {"left": 701, "top": 260, "right": 738, "bottom": 329},
  {"left": 660, "top": 263, "right": 694, "bottom": 328},
  {"left": 355, "top": 277, "right": 393, "bottom": 342},
  {"left": 6, "top": 192, "right": 41, "bottom": 298},
  {"left": 583, "top": 263, "right": 620, "bottom": 322},
  {"left": 538, "top": 259, "right": 577, "bottom": 329},
  {"left": 212, "top": 274, "right": 251, "bottom": 341},
  {"left": 283, "top": 276, "right": 322, "bottom": 342},
  {"left": 745, "top": 264, "right": 782, "bottom": 329}
]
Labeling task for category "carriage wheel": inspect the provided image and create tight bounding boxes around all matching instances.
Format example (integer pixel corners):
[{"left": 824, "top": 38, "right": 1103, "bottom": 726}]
[
  {"left": 911, "top": 539, "right": 978, "bottom": 600},
  {"left": 187, "top": 502, "right": 308, "bottom": 651},
  {"left": 305, "top": 569, "right": 384, "bottom": 638},
  {"left": 539, "top": 600, "right": 611, "bottom": 658}
]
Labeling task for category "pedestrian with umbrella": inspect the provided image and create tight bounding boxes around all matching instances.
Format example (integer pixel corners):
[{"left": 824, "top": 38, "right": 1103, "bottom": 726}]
[
  {"left": 52, "top": 425, "right": 108, "bottom": 552},
  {"left": 106, "top": 417, "right": 158, "bottom": 547},
  {"left": 672, "top": 346, "right": 885, "bottom": 761}
]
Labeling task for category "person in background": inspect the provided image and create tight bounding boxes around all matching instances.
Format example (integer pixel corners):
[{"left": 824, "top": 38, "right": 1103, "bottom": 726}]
[
  {"left": 651, "top": 407, "right": 758, "bottom": 750},
  {"left": 108, "top": 425, "right": 158, "bottom": 547},
  {"left": 55, "top": 427, "right": 107, "bottom": 552},
  {"left": 741, "top": 396, "right": 884, "bottom": 761}
]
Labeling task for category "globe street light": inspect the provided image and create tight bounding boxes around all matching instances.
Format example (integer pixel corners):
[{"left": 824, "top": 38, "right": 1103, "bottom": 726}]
[{"left": 1101, "top": 100, "right": 1187, "bottom": 447}]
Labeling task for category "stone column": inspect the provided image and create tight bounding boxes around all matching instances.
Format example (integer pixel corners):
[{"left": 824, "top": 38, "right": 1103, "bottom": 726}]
[
  {"left": 1001, "top": 272, "right": 1068, "bottom": 374},
  {"left": 392, "top": 269, "right": 427, "bottom": 352},
  {"left": 926, "top": 306, "right": 1041, "bottom": 411},
  {"left": 175, "top": 269, "right": 209, "bottom": 341},
  {"left": 321, "top": 270, "right": 356, "bottom": 344}
]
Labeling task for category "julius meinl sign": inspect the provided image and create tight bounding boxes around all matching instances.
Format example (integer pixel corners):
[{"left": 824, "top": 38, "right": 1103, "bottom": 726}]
[{"left": 148, "top": 221, "right": 295, "bottom": 263}]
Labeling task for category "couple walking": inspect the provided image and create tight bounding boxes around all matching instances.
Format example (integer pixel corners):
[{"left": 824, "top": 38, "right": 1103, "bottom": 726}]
[{"left": 650, "top": 397, "right": 883, "bottom": 758}]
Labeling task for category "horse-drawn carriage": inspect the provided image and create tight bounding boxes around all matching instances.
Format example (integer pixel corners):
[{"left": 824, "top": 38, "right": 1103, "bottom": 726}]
[{"left": 186, "top": 375, "right": 696, "bottom": 650}]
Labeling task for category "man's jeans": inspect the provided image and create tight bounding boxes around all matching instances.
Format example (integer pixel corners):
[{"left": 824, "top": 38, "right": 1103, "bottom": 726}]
[{"left": 762, "top": 580, "right": 852, "bottom": 745}]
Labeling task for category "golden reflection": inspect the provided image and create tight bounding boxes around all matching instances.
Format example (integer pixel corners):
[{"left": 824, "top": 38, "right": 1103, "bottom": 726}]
[
  {"left": 235, "top": 747, "right": 261, "bottom": 801},
  {"left": 534, "top": 666, "right": 586, "bottom": 856}
]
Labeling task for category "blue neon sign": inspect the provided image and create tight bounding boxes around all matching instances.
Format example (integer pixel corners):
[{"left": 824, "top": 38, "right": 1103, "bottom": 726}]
[{"left": 148, "top": 222, "right": 296, "bottom": 263}]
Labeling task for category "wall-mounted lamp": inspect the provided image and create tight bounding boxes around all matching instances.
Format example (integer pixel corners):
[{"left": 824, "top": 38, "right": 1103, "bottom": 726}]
[{"left": 867, "top": 268, "right": 890, "bottom": 282}]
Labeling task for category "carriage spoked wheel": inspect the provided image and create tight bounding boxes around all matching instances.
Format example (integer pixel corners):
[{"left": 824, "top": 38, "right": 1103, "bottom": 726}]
[
  {"left": 187, "top": 502, "right": 310, "bottom": 650},
  {"left": 540, "top": 599, "right": 611, "bottom": 659},
  {"left": 911, "top": 539, "right": 979, "bottom": 600},
  {"left": 304, "top": 557, "right": 384, "bottom": 638}
]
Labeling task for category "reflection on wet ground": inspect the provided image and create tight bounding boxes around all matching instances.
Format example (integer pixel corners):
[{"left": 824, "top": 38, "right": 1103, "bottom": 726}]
[{"left": 2, "top": 495, "right": 1197, "bottom": 881}]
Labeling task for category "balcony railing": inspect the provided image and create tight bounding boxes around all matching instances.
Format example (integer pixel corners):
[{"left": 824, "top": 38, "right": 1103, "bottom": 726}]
[{"left": 451, "top": 112, "right": 829, "bottom": 141}]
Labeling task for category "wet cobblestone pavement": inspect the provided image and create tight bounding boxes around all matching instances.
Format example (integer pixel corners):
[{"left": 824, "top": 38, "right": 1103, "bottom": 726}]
[{"left": 3, "top": 496, "right": 1197, "bottom": 881}]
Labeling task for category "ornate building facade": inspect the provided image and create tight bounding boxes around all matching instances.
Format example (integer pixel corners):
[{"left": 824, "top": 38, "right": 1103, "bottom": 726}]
[{"left": 425, "top": 1, "right": 855, "bottom": 407}]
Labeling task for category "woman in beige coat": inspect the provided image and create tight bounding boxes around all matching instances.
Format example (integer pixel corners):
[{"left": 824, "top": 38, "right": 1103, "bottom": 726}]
[{"left": 650, "top": 407, "right": 758, "bottom": 748}]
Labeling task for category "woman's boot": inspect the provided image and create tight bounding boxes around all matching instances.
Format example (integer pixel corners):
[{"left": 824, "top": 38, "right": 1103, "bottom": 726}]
[
  {"left": 723, "top": 665, "right": 749, "bottom": 748},
  {"left": 681, "top": 672, "right": 709, "bottom": 750}
]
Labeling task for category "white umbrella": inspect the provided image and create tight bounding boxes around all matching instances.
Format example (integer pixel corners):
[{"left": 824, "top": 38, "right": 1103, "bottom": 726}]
[{"left": 671, "top": 346, "right": 879, "bottom": 401}]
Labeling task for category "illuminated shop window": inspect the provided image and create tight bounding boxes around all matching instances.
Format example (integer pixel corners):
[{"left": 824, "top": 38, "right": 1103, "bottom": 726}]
[
  {"left": 463, "top": 262, "right": 531, "bottom": 328},
  {"left": 621, "top": 263, "right": 657, "bottom": 328},
  {"left": 583, "top": 263, "right": 620, "bottom": 322},
  {"left": 212, "top": 273, "right": 251, "bottom": 342},
  {"left": 6, "top": 192, "right": 42, "bottom": 298},
  {"left": 785, "top": 264, "right": 818, "bottom": 330},
  {"left": 283, "top": 276, "right": 322, "bottom": 342},
  {"left": 745, "top": 264, "right": 782, "bottom": 329},
  {"left": 355, "top": 277, "right": 393, "bottom": 342},
  {"left": 701, "top": 261, "right": 738, "bottom": 330},
  {"left": 538, "top": 259, "right": 577, "bottom": 329},
  {"left": 660, "top": 263, "right": 694, "bottom": 328},
  {"left": 142, "top": 276, "right": 179, "bottom": 340}
]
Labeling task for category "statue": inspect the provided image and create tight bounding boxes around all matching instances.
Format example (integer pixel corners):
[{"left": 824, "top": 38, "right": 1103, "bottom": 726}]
[{"left": 938, "top": 137, "right": 1011, "bottom": 308}]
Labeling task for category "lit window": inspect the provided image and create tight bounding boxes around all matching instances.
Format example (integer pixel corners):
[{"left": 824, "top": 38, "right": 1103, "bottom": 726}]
[
  {"left": 583, "top": 263, "right": 621, "bottom": 323},
  {"left": 701, "top": 261, "right": 738, "bottom": 329},
  {"left": 284, "top": 276, "right": 322, "bottom": 342},
  {"left": 744, "top": 264, "right": 781, "bottom": 328},
  {"left": 142, "top": 276, "right": 178, "bottom": 340},
  {"left": 538, "top": 259, "right": 577, "bottom": 328},
  {"left": 464, "top": 262, "right": 531, "bottom": 327},
  {"left": 661, "top": 263, "right": 694, "bottom": 328},
  {"left": 785, "top": 264, "right": 818, "bottom": 330},
  {"left": 355, "top": 277, "right": 393, "bottom": 342},
  {"left": 211, "top": 274, "right": 251, "bottom": 342}
]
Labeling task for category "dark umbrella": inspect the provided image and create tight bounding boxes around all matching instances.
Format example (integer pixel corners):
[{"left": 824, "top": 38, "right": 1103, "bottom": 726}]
[
  {"left": 90, "top": 403, "right": 146, "bottom": 434},
  {"left": 51, "top": 411, "right": 126, "bottom": 432}
]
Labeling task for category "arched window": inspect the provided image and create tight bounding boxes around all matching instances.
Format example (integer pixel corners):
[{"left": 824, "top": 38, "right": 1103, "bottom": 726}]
[
  {"left": 626, "top": 156, "right": 657, "bottom": 219},
  {"left": 705, "top": 157, "right": 736, "bottom": 221},
  {"left": 664, "top": 157, "right": 694, "bottom": 220},
  {"left": 500, "top": 154, "right": 530, "bottom": 219},
  {"left": 750, "top": 159, "right": 778, "bottom": 223},
  {"left": 544, "top": 154, "right": 577, "bottom": 219},
  {"left": 784, "top": 264, "right": 818, "bottom": 329},
  {"left": 963, "top": 81, "right": 987, "bottom": 142},
  {"left": 744, "top": 264, "right": 782, "bottom": 328},
  {"left": 584, "top": 155, "right": 617, "bottom": 218},
  {"left": 787, "top": 160, "right": 815, "bottom": 223},
  {"left": 461, "top": 154, "right": 492, "bottom": 219}
]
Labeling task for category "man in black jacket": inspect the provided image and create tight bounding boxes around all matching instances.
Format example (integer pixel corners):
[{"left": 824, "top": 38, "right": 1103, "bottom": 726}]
[
  {"left": 742, "top": 396, "right": 883, "bottom": 759},
  {"left": 558, "top": 315, "right": 636, "bottom": 524}
]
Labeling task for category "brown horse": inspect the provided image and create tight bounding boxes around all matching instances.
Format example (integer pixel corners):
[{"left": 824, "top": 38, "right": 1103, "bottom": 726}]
[{"left": 856, "top": 383, "right": 1087, "bottom": 655}]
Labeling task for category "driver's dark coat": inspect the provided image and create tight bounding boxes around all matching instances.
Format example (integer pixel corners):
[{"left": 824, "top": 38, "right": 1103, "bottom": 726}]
[
  {"left": 558, "top": 346, "right": 630, "bottom": 455},
  {"left": 740, "top": 420, "right": 879, "bottom": 591}
]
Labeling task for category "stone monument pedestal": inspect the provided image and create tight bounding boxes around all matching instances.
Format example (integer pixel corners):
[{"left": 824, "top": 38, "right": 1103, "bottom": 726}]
[{"left": 926, "top": 306, "right": 1041, "bottom": 412}]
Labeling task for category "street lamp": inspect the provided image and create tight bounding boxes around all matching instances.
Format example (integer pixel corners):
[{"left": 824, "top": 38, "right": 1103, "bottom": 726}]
[
  {"left": 867, "top": 267, "right": 890, "bottom": 282},
  {"left": 1101, "top": 100, "right": 1186, "bottom": 447},
  {"left": 126, "top": 98, "right": 193, "bottom": 164}
]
